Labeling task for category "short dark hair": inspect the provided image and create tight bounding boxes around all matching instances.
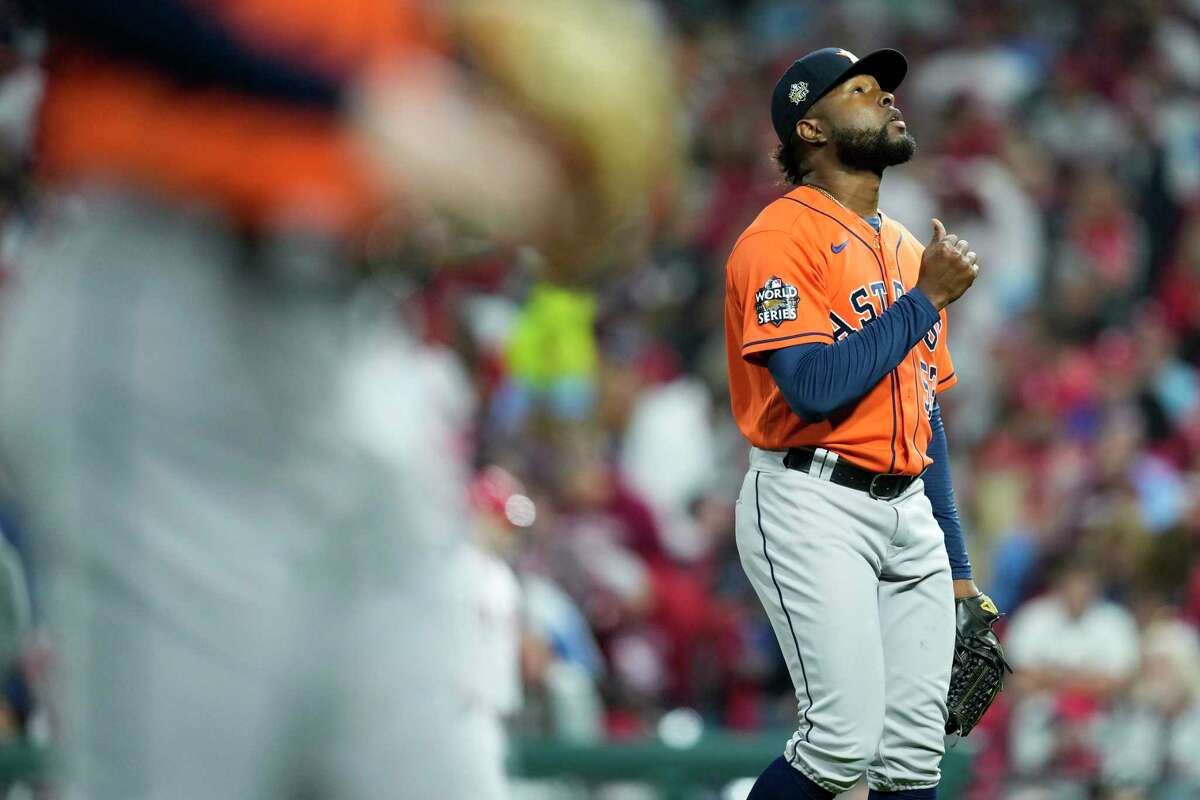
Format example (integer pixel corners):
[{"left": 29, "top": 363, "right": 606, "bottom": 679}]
[{"left": 774, "top": 138, "right": 809, "bottom": 186}]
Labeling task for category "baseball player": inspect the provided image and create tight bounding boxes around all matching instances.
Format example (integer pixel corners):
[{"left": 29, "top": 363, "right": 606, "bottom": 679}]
[{"left": 724, "top": 48, "right": 998, "bottom": 799}]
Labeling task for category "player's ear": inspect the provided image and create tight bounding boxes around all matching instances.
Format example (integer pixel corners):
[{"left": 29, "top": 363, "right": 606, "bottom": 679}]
[{"left": 795, "top": 117, "right": 825, "bottom": 146}]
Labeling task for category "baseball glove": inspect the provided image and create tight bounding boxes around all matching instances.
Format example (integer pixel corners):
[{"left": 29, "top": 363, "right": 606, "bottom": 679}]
[{"left": 945, "top": 593, "right": 1012, "bottom": 736}]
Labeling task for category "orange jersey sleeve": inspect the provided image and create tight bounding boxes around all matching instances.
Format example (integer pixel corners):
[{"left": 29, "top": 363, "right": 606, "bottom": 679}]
[
  {"left": 933, "top": 309, "right": 957, "bottom": 394},
  {"left": 729, "top": 229, "right": 834, "bottom": 364}
]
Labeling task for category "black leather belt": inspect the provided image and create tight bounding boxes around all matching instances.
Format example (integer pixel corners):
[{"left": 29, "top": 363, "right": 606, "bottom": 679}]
[{"left": 783, "top": 447, "right": 919, "bottom": 500}]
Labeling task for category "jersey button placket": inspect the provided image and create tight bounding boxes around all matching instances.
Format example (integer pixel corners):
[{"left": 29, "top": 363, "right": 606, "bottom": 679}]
[
  {"left": 876, "top": 227, "right": 907, "bottom": 472},
  {"left": 888, "top": 231, "right": 920, "bottom": 474},
  {"left": 877, "top": 238, "right": 888, "bottom": 302}
]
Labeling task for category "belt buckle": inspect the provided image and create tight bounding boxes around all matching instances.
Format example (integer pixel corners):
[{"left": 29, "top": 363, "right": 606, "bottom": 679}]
[{"left": 868, "top": 473, "right": 900, "bottom": 500}]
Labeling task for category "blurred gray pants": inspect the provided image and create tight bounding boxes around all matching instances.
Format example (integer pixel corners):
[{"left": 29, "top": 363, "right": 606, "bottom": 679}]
[{"left": 0, "top": 191, "right": 505, "bottom": 799}]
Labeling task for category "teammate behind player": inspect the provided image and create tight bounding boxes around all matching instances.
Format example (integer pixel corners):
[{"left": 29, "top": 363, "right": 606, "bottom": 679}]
[{"left": 724, "top": 47, "right": 1001, "bottom": 799}]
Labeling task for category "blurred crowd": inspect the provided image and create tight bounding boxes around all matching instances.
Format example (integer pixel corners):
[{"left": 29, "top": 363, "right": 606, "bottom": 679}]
[
  {"left": 0, "top": 0, "right": 1196, "bottom": 799},
  {"left": 456, "top": 2, "right": 1200, "bottom": 798}
]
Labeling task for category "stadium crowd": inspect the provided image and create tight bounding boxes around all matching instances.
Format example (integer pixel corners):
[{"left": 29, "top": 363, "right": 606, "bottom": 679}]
[
  {"left": 0, "top": 1, "right": 1197, "bottom": 799},
  {"left": 459, "top": 2, "right": 1200, "bottom": 798}
]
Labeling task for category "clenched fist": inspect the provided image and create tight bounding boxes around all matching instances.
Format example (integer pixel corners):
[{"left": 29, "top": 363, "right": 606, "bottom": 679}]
[{"left": 915, "top": 218, "right": 979, "bottom": 310}]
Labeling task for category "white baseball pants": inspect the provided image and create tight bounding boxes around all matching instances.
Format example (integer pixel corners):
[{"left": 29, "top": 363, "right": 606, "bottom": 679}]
[{"left": 736, "top": 447, "right": 956, "bottom": 794}]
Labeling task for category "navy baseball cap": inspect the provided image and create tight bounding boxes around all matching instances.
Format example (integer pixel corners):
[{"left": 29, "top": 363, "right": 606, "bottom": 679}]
[{"left": 771, "top": 47, "right": 908, "bottom": 145}]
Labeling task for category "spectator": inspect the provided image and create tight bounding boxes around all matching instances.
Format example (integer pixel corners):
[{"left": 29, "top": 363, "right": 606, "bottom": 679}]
[
  {"left": 1102, "top": 620, "right": 1200, "bottom": 798},
  {"left": 1005, "top": 558, "right": 1140, "bottom": 793},
  {"left": 1007, "top": 558, "right": 1140, "bottom": 698}
]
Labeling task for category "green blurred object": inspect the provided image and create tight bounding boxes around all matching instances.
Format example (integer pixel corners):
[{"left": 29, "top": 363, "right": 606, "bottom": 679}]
[
  {"left": 506, "top": 283, "right": 598, "bottom": 388},
  {"left": 510, "top": 732, "right": 974, "bottom": 799}
]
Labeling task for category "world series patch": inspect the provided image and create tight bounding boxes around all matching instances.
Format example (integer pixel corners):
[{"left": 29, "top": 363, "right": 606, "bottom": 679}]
[{"left": 755, "top": 275, "right": 799, "bottom": 327}]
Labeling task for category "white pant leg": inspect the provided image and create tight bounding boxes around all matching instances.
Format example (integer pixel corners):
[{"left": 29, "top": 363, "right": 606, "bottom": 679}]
[
  {"left": 735, "top": 453, "right": 895, "bottom": 795},
  {"left": 868, "top": 482, "right": 956, "bottom": 791},
  {"left": 322, "top": 324, "right": 511, "bottom": 800},
  {"left": 0, "top": 193, "right": 508, "bottom": 799}
]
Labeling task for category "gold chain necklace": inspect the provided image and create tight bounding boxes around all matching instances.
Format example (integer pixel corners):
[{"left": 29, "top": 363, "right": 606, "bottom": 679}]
[
  {"left": 805, "top": 183, "right": 880, "bottom": 227},
  {"left": 806, "top": 183, "right": 840, "bottom": 206}
]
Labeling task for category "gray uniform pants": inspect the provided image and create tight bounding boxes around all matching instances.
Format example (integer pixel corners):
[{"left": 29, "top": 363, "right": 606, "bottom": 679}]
[
  {"left": 736, "top": 447, "right": 955, "bottom": 794},
  {"left": 0, "top": 192, "right": 505, "bottom": 799}
]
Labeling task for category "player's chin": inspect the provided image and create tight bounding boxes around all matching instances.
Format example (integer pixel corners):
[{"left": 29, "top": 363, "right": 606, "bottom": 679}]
[{"left": 887, "top": 129, "right": 918, "bottom": 160}]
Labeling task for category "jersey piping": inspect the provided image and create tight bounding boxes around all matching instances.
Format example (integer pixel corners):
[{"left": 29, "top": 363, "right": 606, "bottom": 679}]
[{"left": 782, "top": 196, "right": 901, "bottom": 473}]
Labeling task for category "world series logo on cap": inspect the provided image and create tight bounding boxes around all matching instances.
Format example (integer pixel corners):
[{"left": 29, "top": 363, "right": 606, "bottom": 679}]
[{"left": 788, "top": 82, "right": 809, "bottom": 105}]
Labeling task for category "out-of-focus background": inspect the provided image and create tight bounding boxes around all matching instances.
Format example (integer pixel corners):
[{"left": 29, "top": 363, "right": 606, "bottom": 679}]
[{"left": 0, "top": 0, "right": 1196, "bottom": 799}]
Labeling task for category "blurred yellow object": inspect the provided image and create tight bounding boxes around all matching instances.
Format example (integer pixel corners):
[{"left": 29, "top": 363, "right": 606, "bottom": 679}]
[
  {"left": 506, "top": 283, "right": 598, "bottom": 388},
  {"left": 453, "top": 0, "right": 677, "bottom": 230},
  {"left": 356, "top": 0, "right": 678, "bottom": 278}
]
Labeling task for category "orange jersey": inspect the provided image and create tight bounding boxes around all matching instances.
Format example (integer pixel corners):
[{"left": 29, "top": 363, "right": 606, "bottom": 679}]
[
  {"left": 36, "top": 0, "right": 438, "bottom": 235},
  {"left": 724, "top": 185, "right": 957, "bottom": 475}
]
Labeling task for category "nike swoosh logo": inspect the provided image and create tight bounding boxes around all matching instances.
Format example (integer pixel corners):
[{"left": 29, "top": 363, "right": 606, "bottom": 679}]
[{"left": 831, "top": 240, "right": 848, "bottom": 254}]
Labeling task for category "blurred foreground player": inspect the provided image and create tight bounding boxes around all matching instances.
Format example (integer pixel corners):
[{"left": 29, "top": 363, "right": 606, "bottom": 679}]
[{"left": 0, "top": 1, "right": 673, "bottom": 797}]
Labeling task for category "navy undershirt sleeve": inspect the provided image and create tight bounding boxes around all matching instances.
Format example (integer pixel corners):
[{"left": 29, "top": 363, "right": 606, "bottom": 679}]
[
  {"left": 925, "top": 399, "right": 972, "bottom": 579},
  {"left": 40, "top": 0, "right": 343, "bottom": 108},
  {"left": 765, "top": 288, "right": 940, "bottom": 422}
]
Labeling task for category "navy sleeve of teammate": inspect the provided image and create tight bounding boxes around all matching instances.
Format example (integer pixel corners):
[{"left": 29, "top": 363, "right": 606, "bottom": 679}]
[
  {"left": 924, "top": 399, "right": 971, "bottom": 579},
  {"left": 765, "top": 288, "right": 939, "bottom": 422},
  {"left": 39, "top": 0, "right": 343, "bottom": 108}
]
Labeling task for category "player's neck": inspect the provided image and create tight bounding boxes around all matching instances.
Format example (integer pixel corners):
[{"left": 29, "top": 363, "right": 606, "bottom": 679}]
[{"left": 805, "top": 168, "right": 881, "bottom": 220}]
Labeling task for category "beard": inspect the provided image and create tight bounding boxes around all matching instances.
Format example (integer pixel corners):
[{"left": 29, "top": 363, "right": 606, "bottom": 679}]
[{"left": 830, "top": 122, "right": 917, "bottom": 175}]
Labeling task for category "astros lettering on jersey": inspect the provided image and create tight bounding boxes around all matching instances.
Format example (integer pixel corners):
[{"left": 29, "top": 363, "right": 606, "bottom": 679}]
[{"left": 725, "top": 185, "right": 956, "bottom": 475}]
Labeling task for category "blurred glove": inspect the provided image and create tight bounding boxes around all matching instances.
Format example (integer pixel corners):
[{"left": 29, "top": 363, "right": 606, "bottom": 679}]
[
  {"left": 454, "top": 0, "right": 675, "bottom": 226},
  {"left": 355, "top": 0, "right": 678, "bottom": 277}
]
